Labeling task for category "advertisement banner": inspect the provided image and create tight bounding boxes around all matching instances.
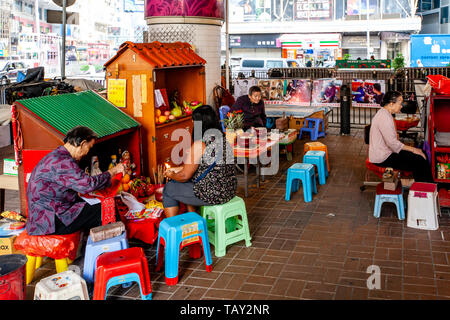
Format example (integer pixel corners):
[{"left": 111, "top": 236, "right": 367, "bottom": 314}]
[
  {"left": 352, "top": 79, "right": 385, "bottom": 105},
  {"left": 145, "top": 0, "right": 224, "bottom": 19},
  {"left": 294, "top": 0, "right": 332, "bottom": 20},
  {"left": 411, "top": 34, "right": 450, "bottom": 67}
]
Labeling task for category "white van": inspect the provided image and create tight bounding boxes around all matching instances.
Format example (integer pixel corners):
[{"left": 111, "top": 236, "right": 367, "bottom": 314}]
[{"left": 234, "top": 58, "right": 303, "bottom": 75}]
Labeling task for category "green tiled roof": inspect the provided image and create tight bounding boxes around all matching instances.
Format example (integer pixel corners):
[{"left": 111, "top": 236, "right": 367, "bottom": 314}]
[{"left": 17, "top": 90, "right": 140, "bottom": 138}]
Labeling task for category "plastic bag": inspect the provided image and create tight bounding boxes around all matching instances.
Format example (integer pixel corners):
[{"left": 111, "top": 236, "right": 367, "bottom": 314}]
[
  {"left": 120, "top": 192, "right": 145, "bottom": 212},
  {"left": 14, "top": 230, "right": 81, "bottom": 260},
  {"left": 426, "top": 75, "right": 450, "bottom": 95}
]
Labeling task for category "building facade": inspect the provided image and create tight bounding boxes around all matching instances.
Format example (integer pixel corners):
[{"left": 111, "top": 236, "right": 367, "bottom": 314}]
[
  {"left": 417, "top": 0, "right": 450, "bottom": 34},
  {"left": 227, "top": 0, "right": 422, "bottom": 66}
]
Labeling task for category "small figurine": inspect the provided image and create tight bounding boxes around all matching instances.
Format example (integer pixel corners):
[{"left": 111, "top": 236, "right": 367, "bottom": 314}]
[
  {"left": 90, "top": 156, "right": 102, "bottom": 176},
  {"left": 108, "top": 155, "right": 117, "bottom": 170},
  {"left": 117, "top": 148, "right": 123, "bottom": 162},
  {"left": 120, "top": 150, "right": 136, "bottom": 177}
]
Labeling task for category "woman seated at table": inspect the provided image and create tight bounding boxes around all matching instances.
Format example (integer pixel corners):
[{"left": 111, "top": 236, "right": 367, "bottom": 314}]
[
  {"left": 163, "top": 105, "right": 237, "bottom": 217},
  {"left": 369, "top": 91, "right": 433, "bottom": 183},
  {"left": 26, "top": 126, "right": 125, "bottom": 236}
]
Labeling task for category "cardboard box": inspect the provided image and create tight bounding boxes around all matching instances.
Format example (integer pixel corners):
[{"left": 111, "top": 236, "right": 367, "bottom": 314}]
[
  {"left": 3, "top": 158, "right": 18, "bottom": 176},
  {"left": 0, "top": 235, "right": 19, "bottom": 255}
]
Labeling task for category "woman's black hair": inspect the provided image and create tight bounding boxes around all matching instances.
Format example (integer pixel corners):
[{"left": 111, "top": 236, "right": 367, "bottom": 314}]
[
  {"left": 192, "top": 105, "right": 222, "bottom": 140},
  {"left": 380, "top": 91, "right": 402, "bottom": 107},
  {"left": 63, "top": 126, "right": 98, "bottom": 146}
]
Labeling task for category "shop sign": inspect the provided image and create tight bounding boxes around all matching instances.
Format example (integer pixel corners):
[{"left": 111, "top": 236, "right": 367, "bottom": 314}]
[
  {"left": 342, "top": 36, "right": 380, "bottom": 49},
  {"left": 108, "top": 79, "right": 127, "bottom": 108},
  {"left": 229, "top": 0, "right": 271, "bottom": 22},
  {"left": 229, "top": 34, "right": 279, "bottom": 48},
  {"left": 410, "top": 34, "right": 450, "bottom": 67},
  {"left": 294, "top": 0, "right": 332, "bottom": 20},
  {"left": 336, "top": 59, "right": 391, "bottom": 69}
]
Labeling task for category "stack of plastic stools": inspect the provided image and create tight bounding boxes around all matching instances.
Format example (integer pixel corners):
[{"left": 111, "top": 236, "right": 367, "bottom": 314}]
[
  {"left": 299, "top": 118, "right": 325, "bottom": 141},
  {"left": 304, "top": 141, "right": 330, "bottom": 172},
  {"left": 285, "top": 163, "right": 317, "bottom": 202},
  {"left": 83, "top": 230, "right": 129, "bottom": 284},
  {"left": 407, "top": 182, "right": 441, "bottom": 230},
  {"left": 34, "top": 270, "right": 89, "bottom": 300},
  {"left": 303, "top": 150, "right": 328, "bottom": 185},
  {"left": 155, "top": 212, "right": 213, "bottom": 286},
  {"left": 373, "top": 182, "right": 405, "bottom": 220},
  {"left": 200, "top": 196, "right": 252, "bottom": 257},
  {"left": 93, "top": 247, "right": 152, "bottom": 300}
]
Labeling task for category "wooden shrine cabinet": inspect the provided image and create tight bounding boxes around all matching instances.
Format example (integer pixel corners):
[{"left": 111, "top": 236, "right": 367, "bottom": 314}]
[
  {"left": 104, "top": 41, "right": 206, "bottom": 176},
  {"left": 12, "top": 91, "right": 142, "bottom": 215},
  {"left": 428, "top": 94, "right": 450, "bottom": 207}
]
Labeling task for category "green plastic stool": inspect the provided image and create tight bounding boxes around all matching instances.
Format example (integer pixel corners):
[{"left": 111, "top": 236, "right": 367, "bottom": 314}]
[{"left": 200, "top": 196, "right": 252, "bottom": 257}]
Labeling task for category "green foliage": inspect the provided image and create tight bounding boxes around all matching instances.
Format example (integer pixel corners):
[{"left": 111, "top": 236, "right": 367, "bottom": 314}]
[
  {"left": 343, "top": 53, "right": 351, "bottom": 60},
  {"left": 393, "top": 53, "right": 405, "bottom": 70}
]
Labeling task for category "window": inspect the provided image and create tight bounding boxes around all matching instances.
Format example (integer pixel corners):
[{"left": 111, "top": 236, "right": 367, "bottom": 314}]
[
  {"left": 242, "top": 60, "right": 265, "bottom": 68},
  {"left": 441, "top": 6, "right": 449, "bottom": 23},
  {"left": 266, "top": 60, "right": 284, "bottom": 68}
]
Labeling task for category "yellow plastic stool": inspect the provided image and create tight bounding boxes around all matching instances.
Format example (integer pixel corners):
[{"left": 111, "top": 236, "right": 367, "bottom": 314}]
[
  {"left": 26, "top": 255, "right": 73, "bottom": 285},
  {"left": 303, "top": 141, "right": 330, "bottom": 172}
]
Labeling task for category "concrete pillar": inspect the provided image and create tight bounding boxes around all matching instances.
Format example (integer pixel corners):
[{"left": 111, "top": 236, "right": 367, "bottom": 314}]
[{"left": 145, "top": 1, "right": 224, "bottom": 107}]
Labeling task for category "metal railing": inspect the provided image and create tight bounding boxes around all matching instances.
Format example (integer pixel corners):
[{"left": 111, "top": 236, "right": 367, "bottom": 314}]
[{"left": 226, "top": 67, "right": 450, "bottom": 128}]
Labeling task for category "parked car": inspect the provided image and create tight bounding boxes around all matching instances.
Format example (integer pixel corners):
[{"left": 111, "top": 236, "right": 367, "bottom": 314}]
[
  {"left": 233, "top": 58, "right": 304, "bottom": 76},
  {"left": 0, "top": 60, "right": 28, "bottom": 84}
]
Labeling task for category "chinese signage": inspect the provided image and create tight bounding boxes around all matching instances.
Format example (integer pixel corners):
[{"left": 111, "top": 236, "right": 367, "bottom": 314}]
[
  {"left": 294, "top": 0, "right": 332, "bottom": 20},
  {"left": 229, "top": 34, "right": 279, "bottom": 48},
  {"left": 336, "top": 59, "right": 391, "bottom": 69},
  {"left": 410, "top": 34, "right": 450, "bottom": 67},
  {"left": 108, "top": 79, "right": 127, "bottom": 108},
  {"left": 145, "top": 0, "right": 224, "bottom": 20}
]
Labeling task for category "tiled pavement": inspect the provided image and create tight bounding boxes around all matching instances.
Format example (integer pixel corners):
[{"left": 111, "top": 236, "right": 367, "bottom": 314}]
[{"left": 2, "top": 127, "right": 450, "bottom": 300}]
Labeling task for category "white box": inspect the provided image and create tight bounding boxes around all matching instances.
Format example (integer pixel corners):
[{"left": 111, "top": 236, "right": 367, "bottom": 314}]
[{"left": 407, "top": 182, "right": 441, "bottom": 230}]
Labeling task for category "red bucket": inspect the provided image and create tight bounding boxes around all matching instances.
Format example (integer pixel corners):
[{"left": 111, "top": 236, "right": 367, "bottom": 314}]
[{"left": 0, "top": 254, "right": 27, "bottom": 300}]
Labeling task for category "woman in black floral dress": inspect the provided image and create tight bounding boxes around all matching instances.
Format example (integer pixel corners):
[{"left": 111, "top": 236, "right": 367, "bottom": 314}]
[{"left": 163, "top": 105, "right": 237, "bottom": 217}]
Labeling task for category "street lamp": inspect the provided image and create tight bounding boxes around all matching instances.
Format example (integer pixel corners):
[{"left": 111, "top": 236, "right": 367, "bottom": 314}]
[{"left": 52, "top": 0, "right": 76, "bottom": 79}]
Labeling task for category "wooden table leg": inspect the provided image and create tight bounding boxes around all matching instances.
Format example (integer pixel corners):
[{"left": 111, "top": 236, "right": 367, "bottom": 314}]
[
  {"left": 244, "top": 157, "right": 248, "bottom": 197},
  {"left": 0, "top": 188, "right": 5, "bottom": 212},
  {"left": 256, "top": 160, "right": 260, "bottom": 189}
]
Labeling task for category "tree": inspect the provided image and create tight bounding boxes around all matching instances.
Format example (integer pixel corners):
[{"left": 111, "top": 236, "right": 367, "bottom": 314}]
[{"left": 393, "top": 53, "right": 405, "bottom": 70}]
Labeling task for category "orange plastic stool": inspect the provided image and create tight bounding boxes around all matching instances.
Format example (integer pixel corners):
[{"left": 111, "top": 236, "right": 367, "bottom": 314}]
[
  {"left": 303, "top": 142, "right": 330, "bottom": 171},
  {"left": 93, "top": 247, "right": 152, "bottom": 300}
]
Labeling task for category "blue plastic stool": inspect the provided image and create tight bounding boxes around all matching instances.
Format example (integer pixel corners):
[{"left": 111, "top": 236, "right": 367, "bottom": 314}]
[
  {"left": 219, "top": 105, "right": 230, "bottom": 133},
  {"left": 285, "top": 163, "right": 317, "bottom": 202},
  {"left": 299, "top": 118, "right": 325, "bottom": 141},
  {"left": 155, "top": 212, "right": 213, "bottom": 285},
  {"left": 303, "top": 150, "right": 328, "bottom": 185},
  {"left": 83, "top": 231, "right": 129, "bottom": 284},
  {"left": 373, "top": 183, "right": 405, "bottom": 220},
  {"left": 104, "top": 273, "right": 152, "bottom": 300}
]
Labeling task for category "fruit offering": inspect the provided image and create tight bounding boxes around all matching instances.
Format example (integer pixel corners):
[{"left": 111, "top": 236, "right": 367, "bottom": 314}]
[{"left": 1, "top": 210, "right": 26, "bottom": 222}]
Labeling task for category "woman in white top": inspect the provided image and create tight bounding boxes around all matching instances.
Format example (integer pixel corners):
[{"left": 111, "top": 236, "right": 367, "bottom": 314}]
[{"left": 369, "top": 91, "right": 433, "bottom": 182}]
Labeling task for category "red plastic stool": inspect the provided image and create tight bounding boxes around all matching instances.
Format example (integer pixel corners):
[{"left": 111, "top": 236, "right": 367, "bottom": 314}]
[
  {"left": 13, "top": 230, "right": 80, "bottom": 285},
  {"left": 93, "top": 247, "right": 152, "bottom": 300}
]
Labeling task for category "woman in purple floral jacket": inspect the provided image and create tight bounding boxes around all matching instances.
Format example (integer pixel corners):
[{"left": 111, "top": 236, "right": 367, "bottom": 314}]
[{"left": 26, "top": 126, "right": 125, "bottom": 236}]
